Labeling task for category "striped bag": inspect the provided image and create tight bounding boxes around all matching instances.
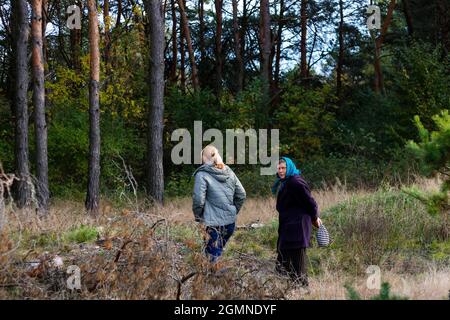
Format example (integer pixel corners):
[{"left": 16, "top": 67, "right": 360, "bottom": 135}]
[{"left": 316, "top": 223, "right": 330, "bottom": 247}]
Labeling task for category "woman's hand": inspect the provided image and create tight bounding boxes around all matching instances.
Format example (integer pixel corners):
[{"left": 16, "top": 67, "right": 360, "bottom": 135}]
[{"left": 312, "top": 217, "right": 322, "bottom": 228}]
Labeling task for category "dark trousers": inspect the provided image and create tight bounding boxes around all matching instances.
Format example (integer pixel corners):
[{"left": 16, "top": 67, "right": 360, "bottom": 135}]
[
  {"left": 205, "top": 223, "right": 235, "bottom": 263},
  {"left": 276, "top": 247, "right": 309, "bottom": 287}
]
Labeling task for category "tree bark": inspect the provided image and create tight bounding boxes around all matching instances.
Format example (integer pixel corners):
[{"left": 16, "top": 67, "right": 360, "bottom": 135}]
[
  {"left": 437, "top": 0, "right": 449, "bottom": 56},
  {"left": 85, "top": 0, "right": 101, "bottom": 216},
  {"left": 198, "top": 0, "right": 205, "bottom": 63},
  {"left": 170, "top": 0, "right": 177, "bottom": 84},
  {"left": 300, "top": 0, "right": 308, "bottom": 79},
  {"left": 145, "top": 0, "right": 165, "bottom": 204},
  {"left": 31, "top": 0, "right": 49, "bottom": 214},
  {"left": 258, "top": 0, "right": 271, "bottom": 129},
  {"left": 241, "top": 0, "right": 248, "bottom": 88},
  {"left": 232, "top": 0, "right": 244, "bottom": 93},
  {"left": 260, "top": 0, "right": 271, "bottom": 84},
  {"left": 70, "top": 1, "right": 82, "bottom": 73},
  {"left": 336, "top": 0, "right": 344, "bottom": 97},
  {"left": 178, "top": 0, "right": 199, "bottom": 92},
  {"left": 12, "top": 0, "right": 31, "bottom": 208},
  {"left": 42, "top": 0, "right": 48, "bottom": 69},
  {"left": 374, "top": 0, "right": 396, "bottom": 94},
  {"left": 104, "top": 0, "right": 111, "bottom": 76},
  {"left": 180, "top": 13, "right": 186, "bottom": 92},
  {"left": 116, "top": 0, "right": 122, "bottom": 28},
  {"left": 402, "top": 0, "right": 413, "bottom": 37},
  {"left": 214, "top": 0, "right": 223, "bottom": 96},
  {"left": 274, "top": 0, "right": 285, "bottom": 88}
]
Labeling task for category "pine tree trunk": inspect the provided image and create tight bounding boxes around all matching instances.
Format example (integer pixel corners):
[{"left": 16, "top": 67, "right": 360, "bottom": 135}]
[
  {"left": 170, "top": 0, "right": 177, "bottom": 84},
  {"left": 70, "top": 1, "right": 82, "bottom": 73},
  {"left": 258, "top": 0, "right": 271, "bottom": 128},
  {"left": 300, "top": 0, "right": 308, "bottom": 79},
  {"left": 260, "top": 0, "right": 271, "bottom": 85},
  {"left": 241, "top": 0, "right": 248, "bottom": 88},
  {"left": 180, "top": 17, "right": 186, "bottom": 92},
  {"left": 116, "top": 0, "right": 122, "bottom": 28},
  {"left": 31, "top": 0, "right": 49, "bottom": 214},
  {"left": 178, "top": 0, "right": 199, "bottom": 92},
  {"left": 215, "top": 0, "right": 223, "bottom": 96},
  {"left": 374, "top": 0, "right": 396, "bottom": 94},
  {"left": 232, "top": 0, "right": 243, "bottom": 93},
  {"left": 336, "top": 0, "right": 344, "bottom": 97},
  {"left": 402, "top": 0, "right": 414, "bottom": 36},
  {"left": 85, "top": 0, "right": 101, "bottom": 216},
  {"left": 145, "top": 0, "right": 165, "bottom": 204},
  {"left": 104, "top": 0, "right": 111, "bottom": 77},
  {"left": 274, "top": 0, "right": 285, "bottom": 88},
  {"left": 437, "top": 0, "right": 449, "bottom": 56},
  {"left": 42, "top": 0, "right": 48, "bottom": 68},
  {"left": 12, "top": 0, "right": 31, "bottom": 209},
  {"left": 198, "top": 0, "right": 205, "bottom": 63}
]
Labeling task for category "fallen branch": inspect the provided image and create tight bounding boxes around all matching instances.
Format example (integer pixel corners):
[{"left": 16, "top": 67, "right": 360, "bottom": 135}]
[
  {"left": 114, "top": 239, "right": 133, "bottom": 263},
  {"left": 176, "top": 272, "right": 197, "bottom": 300}
]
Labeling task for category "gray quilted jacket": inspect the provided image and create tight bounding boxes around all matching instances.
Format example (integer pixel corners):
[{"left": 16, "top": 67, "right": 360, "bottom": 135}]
[{"left": 192, "top": 164, "right": 246, "bottom": 227}]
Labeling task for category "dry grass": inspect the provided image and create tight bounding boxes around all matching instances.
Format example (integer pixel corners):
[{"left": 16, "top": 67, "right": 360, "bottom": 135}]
[
  {"left": 284, "top": 267, "right": 450, "bottom": 300},
  {"left": 162, "top": 184, "right": 370, "bottom": 226},
  {"left": 0, "top": 175, "right": 447, "bottom": 300}
]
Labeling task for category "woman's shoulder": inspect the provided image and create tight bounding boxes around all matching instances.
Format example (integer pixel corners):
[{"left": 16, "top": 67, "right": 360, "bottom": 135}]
[{"left": 288, "top": 174, "right": 309, "bottom": 188}]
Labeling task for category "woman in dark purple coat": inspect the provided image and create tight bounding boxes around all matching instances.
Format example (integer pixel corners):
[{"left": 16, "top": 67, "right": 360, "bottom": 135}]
[{"left": 272, "top": 157, "right": 322, "bottom": 287}]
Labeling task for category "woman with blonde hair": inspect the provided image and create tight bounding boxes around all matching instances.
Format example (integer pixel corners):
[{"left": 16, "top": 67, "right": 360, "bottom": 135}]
[{"left": 192, "top": 145, "right": 246, "bottom": 263}]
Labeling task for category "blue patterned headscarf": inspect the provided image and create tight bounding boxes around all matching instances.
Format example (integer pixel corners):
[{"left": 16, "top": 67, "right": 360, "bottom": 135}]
[{"left": 271, "top": 157, "right": 301, "bottom": 194}]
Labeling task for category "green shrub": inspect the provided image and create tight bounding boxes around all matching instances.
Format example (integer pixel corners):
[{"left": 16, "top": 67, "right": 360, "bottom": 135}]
[
  {"left": 64, "top": 225, "right": 98, "bottom": 244},
  {"left": 345, "top": 282, "right": 408, "bottom": 300},
  {"left": 320, "top": 189, "right": 442, "bottom": 272}
]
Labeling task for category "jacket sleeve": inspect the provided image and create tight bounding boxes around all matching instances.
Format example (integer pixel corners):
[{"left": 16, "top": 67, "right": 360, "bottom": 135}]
[
  {"left": 233, "top": 174, "right": 246, "bottom": 214},
  {"left": 192, "top": 173, "right": 207, "bottom": 222},
  {"left": 291, "top": 176, "right": 319, "bottom": 220}
]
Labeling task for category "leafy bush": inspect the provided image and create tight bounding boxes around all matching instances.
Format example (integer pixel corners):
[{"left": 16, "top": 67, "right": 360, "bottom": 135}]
[
  {"left": 64, "top": 225, "right": 98, "bottom": 244},
  {"left": 318, "top": 189, "right": 443, "bottom": 272},
  {"left": 406, "top": 110, "right": 450, "bottom": 230},
  {"left": 274, "top": 82, "right": 337, "bottom": 161}
]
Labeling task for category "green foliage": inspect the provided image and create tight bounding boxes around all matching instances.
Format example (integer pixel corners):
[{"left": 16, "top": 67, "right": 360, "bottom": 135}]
[
  {"left": 408, "top": 110, "right": 450, "bottom": 176},
  {"left": 274, "top": 82, "right": 337, "bottom": 161},
  {"left": 226, "top": 220, "right": 278, "bottom": 258},
  {"left": 233, "top": 167, "right": 275, "bottom": 197},
  {"left": 0, "top": 93, "right": 14, "bottom": 172},
  {"left": 21, "top": 230, "right": 60, "bottom": 249},
  {"left": 345, "top": 282, "right": 408, "bottom": 300},
  {"left": 220, "top": 80, "right": 263, "bottom": 129},
  {"left": 319, "top": 189, "right": 443, "bottom": 272},
  {"left": 64, "top": 225, "right": 98, "bottom": 244},
  {"left": 429, "top": 239, "right": 450, "bottom": 263},
  {"left": 391, "top": 42, "right": 450, "bottom": 132},
  {"left": 344, "top": 283, "right": 362, "bottom": 300},
  {"left": 406, "top": 110, "right": 450, "bottom": 225},
  {"left": 165, "top": 170, "right": 195, "bottom": 198},
  {"left": 301, "top": 153, "right": 418, "bottom": 190}
]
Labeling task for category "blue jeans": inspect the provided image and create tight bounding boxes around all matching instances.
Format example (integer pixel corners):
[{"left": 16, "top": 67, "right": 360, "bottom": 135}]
[{"left": 205, "top": 223, "right": 235, "bottom": 263}]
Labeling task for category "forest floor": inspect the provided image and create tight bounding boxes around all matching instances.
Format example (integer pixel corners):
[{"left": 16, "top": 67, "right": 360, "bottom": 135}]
[{"left": 0, "top": 177, "right": 449, "bottom": 299}]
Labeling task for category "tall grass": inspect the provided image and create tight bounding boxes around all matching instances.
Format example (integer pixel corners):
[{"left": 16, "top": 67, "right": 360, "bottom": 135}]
[{"left": 0, "top": 177, "right": 448, "bottom": 299}]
